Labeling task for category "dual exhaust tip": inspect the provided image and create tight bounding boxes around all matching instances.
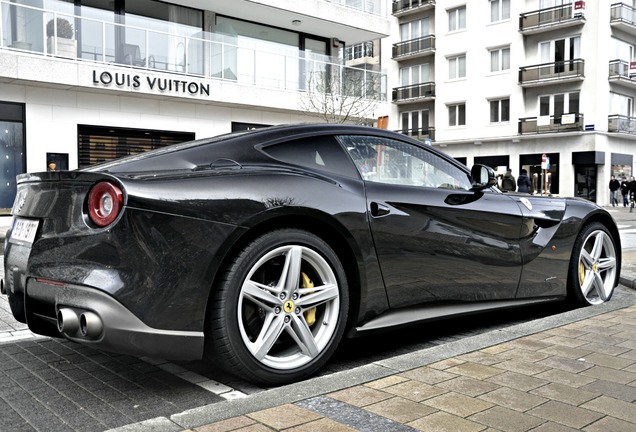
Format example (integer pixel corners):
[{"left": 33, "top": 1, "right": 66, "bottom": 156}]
[{"left": 57, "top": 308, "right": 103, "bottom": 339}]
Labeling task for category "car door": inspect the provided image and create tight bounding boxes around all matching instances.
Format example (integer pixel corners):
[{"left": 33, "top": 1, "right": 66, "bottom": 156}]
[{"left": 338, "top": 135, "right": 526, "bottom": 309}]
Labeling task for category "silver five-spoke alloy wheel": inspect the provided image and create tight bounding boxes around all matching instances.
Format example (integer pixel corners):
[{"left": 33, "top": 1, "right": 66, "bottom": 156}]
[
  {"left": 576, "top": 226, "right": 618, "bottom": 305},
  {"left": 238, "top": 244, "right": 341, "bottom": 370}
]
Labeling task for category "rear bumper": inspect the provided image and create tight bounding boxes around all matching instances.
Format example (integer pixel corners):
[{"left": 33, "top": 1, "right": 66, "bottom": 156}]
[{"left": 24, "top": 278, "right": 204, "bottom": 361}]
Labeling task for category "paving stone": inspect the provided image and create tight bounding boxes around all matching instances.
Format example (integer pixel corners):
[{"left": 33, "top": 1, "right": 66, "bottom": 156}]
[
  {"left": 583, "top": 415, "right": 636, "bottom": 432},
  {"left": 247, "top": 404, "right": 321, "bottom": 430},
  {"left": 497, "top": 348, "right": 551, "bottom": 363},
  {"left": 285, "top": 417, "right": 357, "bottom": 432},
  {"left": 446, "top": 363, "right": 504, "bottom": 380},
  {"left": 399, "top": 366, "right": 458, "bottom": 384},
  {"left": 423, "top": 391, "right": 494, "bottom": 417},
  {"left": 427, "top": 358, "right": 466, "bottom": 370},
  {"left": 457, "top": 351, "right": 502, "bottom": 366},
  {"left": 534, "top": 369, "right": 596, "bottom": 388},
  {"left": 383, "top": 379, "right": 448, "bottom": 402},
  {"left": 581, "top": 379, "right": 636, "bottom": 402},
  {"left": 538, "top": 345, "right": 593, "bottom": 360},
  {"left": 537, "top": 355, "right": 594, "bottom": 374},
  {"left": 581, "top": 365, "right": 636, "bottom": 384},
  {"left": 409, "top": 411, "right": 487, "bottom": 432},
  {"left": 193, "top": 416, "right": 255, "bottom": 432},
  {"left": 486, "top": 371, "right": 549, "bottom": 392},
  {"left": 364, "top": 375, "right": 409, "bottom": 390},
  {"left": 328, "top": 385, "right": 393, "bottom": 407},
  {"left": 581, "top": 395, "right": 636, "bottom": 423},
  {"left": 581, "top": 352, "right": 636, "bottom": 370},
  {"left": 478, "top": 387, "right": 547, "bottom": 412},
  {"left": 578, "top": 342, "right": 631, "bottom": 357},
  {"left": 365, "top": 396, "right": 437, "bottom": 423},
  {"left": 529, "top": 382, "right": 598, "bottom": 406},
  {"left": 468, "top": 406, "right": 545, "bottom": 432},
  {"left": 526, "top": 400, "right": 603, "bottom": 429},
  {"left": 527, "top": 422, "right": 579, "bottom": 432},
  {"left": 494, "top": 359, "right": 551, "bottom": 376},
  {"left": 436, "top": 376, "right": 501, "bottom": 397}
]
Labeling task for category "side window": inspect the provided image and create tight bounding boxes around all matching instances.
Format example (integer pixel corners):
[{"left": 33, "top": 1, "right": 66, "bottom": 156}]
[
  {"left": 262, "top": 135, "right": 359, "bottom": 178},
  {"left": 337, "top": 135, "right": 472, "bottom": 190}
]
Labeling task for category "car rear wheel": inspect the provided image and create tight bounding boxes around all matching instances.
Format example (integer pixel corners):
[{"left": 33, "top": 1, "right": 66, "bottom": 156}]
[
  {"left": 568, "top": 222, "right": 618, "bottom": 306},
  {"left": 206, "top": 229, "right": 348, "bottom": 385}
]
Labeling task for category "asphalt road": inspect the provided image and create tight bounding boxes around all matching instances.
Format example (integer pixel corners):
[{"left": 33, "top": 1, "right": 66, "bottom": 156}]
[{"left": 0, "top": 206, "right": 635, "bottom": 431}]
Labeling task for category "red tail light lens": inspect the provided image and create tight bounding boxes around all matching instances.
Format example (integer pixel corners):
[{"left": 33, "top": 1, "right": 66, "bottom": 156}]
[{"left": 87, "top": 182, "right": 123, "bottom": 227}]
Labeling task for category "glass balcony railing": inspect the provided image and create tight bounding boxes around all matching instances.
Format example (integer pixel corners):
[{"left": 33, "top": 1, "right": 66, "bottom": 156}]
[
  {"left": 518, "top": 59, "right": 585, "bottom": 85},
  {"left": 608, "top": 59, "right": 636, "bottom": 82},
  {"left": 519, "top": 3, "right": 584, "bottom": 33},
  {"left": 0, "top": 1, "right": 386, "bottom": 101},
  {"left": 608, "top": 114, "right": 636, "bottom": 134},
  {"left": 324, "top": 0, "right": 387, "bottom": 16},
  {"left": 392, "top": 0, "right": 435, "bottom": 16},
  {"left": 397, "top": 127, "right": 435, "bottom": 141},
  {"left": 392, "top": 35, "right": 435, "bottom": 59},
  {"left": 518, "top": 113, "right": 584, "bottom": 134},
  {"left": 392, "top": 82, "right": 435, "bottom": 103}
]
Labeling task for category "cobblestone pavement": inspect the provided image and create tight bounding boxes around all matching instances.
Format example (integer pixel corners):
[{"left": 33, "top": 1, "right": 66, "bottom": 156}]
[{"left": 1, "top": 207, "right": 635, "bottom": 432}]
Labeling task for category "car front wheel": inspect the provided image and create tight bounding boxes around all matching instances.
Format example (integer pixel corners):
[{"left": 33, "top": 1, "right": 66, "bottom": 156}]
[
  {"left": 568, "top": 222, "right": 618, "bottom": 306},
  {"left": 206, "top": 229, "right": 349, "bottom": 385}
]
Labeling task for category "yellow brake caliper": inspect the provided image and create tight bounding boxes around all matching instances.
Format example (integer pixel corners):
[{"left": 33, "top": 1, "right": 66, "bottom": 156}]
[
  {"left": 579, "top": 260, "right": 585, "bottom": 285},
  {"left": 301, "top": 272, "right": 317, "bottom": 326}
]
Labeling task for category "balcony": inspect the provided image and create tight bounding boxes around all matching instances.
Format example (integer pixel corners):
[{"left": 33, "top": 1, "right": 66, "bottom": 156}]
[
  {"left": 608, "top": 114, "right": 636, "bottom": 134},
  {"left": 519, "top": 59, "right": 585, "bottom": 87},
  {"left": 610, "top": 3, "right": 636, "bottom": 37},
  {"left": 518, "top": 113, "right": 584, "bottom": 134},
  {"left": 608, "top": 60, "right": 636, "bottom": 89},
  {"left": 392, "top": 35, "right": 435, "bottom": 60},
  {"left": 392, "top": 82, "right": 435, "bottom": 104},
  {"left": 519, "top": 3, "right": 585, "bottom": 34},
  {"left": 392, "top": 0, "right": 435, "bottom": 17},
  {"left": 397, "top": 127, "right": 435, "bottom": 141},
  {"left": 0, "top": 1, "right": 386, "bottom": 102}
]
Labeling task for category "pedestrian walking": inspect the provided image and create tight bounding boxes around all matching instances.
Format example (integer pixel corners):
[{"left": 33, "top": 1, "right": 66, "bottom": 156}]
[
  {"left": 621, "top": 175, "right": 630, "bottom": 207},
  {"left": 629, "top": 176, "right": 636, "bottom": 212},
  {"left": 501, "top": 168, "right": 516, "bottom": 192},
  {"left": 517, "top": 169, "right": 532, "bottom": 193},
  {"left": 609, "top": 175, "right": 620, "bottom": 206}
]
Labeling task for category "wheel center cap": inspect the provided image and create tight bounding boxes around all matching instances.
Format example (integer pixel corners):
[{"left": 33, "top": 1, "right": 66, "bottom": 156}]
[
  {"left": 592, "top": 263, "right": 598, "bottom": 273},
  {"left": 283, "top": 300, "right": 295, "bottom": 313}
]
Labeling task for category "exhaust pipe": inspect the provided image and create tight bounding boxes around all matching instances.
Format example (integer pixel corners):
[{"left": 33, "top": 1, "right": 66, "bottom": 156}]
[
  {"left": 57, "top": 308, "right": 79, "bottom": 334},
  {"left": 79, "top": 312, "right": 103, "bottom": 338}
]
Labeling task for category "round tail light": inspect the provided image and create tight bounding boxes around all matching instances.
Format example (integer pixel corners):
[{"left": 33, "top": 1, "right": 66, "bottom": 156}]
[{"left": 88, "top": 182, "right": 123, "bottom": 227}]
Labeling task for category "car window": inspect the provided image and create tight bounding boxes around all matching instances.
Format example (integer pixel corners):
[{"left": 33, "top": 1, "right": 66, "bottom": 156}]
[
  {"left": 262, "top": 136, "right": 359, "bottom": 178},
  {"left": 337, "top": 135, "right": 472, "bottom": 190}
]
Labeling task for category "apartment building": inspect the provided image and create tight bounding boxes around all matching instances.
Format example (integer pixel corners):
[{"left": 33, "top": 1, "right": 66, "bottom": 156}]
[
  {"left": 389, "top": 0, "right": 636, "bottom": 204},
  {"left": 0, "top": 0, "right": 391, "bottom": 212}
]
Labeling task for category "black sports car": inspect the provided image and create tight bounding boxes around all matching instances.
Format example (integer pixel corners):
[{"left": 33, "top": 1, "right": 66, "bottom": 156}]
[{"left": 2, "top": 124, "right": 621, "bottom": 385}]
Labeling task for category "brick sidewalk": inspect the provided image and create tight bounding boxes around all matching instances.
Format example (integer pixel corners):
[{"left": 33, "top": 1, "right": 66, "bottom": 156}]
[{"left": 169, "top": 304, "right": 636, "bottom": 432}]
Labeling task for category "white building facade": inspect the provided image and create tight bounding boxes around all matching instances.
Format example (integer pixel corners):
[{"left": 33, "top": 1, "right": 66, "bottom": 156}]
[
  {"left": 388, "top": 0, "right": 636, "bottom": 204},
  {"left": 0, "top": 0, "right": 391, "bottom": 212}
]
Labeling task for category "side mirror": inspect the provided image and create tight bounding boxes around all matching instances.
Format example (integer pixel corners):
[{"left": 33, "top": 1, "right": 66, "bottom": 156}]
[{"left": 470, "top": 164, "right": 498, "bottom": 190}]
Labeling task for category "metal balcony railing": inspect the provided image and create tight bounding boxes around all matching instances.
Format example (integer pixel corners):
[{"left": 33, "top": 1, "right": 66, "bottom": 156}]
[
  {"left": 392, "top": 82, "right": 435, "bottom": 103},
  {"left": 392, "top": 0, "right": 435, "bottom": 16},
  {"left": 518, "top": 113, "right": 584, "bottom": 134},
  {"left": 608, "top": 114, "right": 636, "bottom": 134},
  {"left": 519, "top": 3, "right": 584, "bottom": 33},
  {"left": 392, "top": 35, "right": 435, "bottom": 59},
  {"left": 519, "top": 59, "right": 585, "bottom": 86},
  {"left": 0, "top": 0, "right": 386, "bottom": 101},
  {"left": 397, "top": 127, "right": 435, "bottom": 141}
]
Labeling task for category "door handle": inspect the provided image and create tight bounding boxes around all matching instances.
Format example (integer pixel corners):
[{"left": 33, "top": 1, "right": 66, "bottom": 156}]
[{"left": 370, "top": 202, "right": 391, "bottom": 217}]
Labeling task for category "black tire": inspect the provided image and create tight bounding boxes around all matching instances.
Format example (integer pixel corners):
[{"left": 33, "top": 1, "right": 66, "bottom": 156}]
[
  {"left": 567, "top": 222, "right": 618, "bottom": 306},
  {"left": 206, "top": 229, "right": 349, "bottom": 385}
]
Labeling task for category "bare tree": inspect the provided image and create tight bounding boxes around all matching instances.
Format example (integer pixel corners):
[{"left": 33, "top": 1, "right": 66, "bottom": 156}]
[{"left": 299, "top": 66, "right": 382, "bottom": 125}]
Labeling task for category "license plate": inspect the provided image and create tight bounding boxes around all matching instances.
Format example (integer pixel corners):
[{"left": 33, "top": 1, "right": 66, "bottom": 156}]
[{"left": 10, "top": 218, "right": 39, "bottom": 244}]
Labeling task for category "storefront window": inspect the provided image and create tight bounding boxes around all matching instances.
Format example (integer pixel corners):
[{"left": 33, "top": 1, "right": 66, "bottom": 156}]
[{"left": 0, "top": 102, "right": 25, "bottom": 213}]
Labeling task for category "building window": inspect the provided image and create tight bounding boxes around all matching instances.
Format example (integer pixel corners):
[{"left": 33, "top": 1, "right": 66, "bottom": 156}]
[
  {"left": 489, "top": 46, "right": 510, "bottom": 72},
  {"left": 448, "top": 55, "right": 466, "bottom": 79},
  {"left": 0, "top": 102, "right": 25, "bottom": 212},
  {"left": 448, "top": 6, "right": 467, "bottom": 32},
  {"left": 345, "top": 41, "right": 374, "bottom": 61},
  {"left": 78, "top": 125, "right": 195, "bottom": 168},
  {"left": 490, "top": 0, "right": 510, "bottom": 22},
  {"left": 448, "top": 103, "right": 466, "bottom": 126},
  {"left": 490, "top": 98, "right": 510, "bottom": 123},
  {"left": 401, "top": 64, "right": 432, "bottom": 86},
  {"left": 400, "top": 17, "right": 431, "bottom": 42}
]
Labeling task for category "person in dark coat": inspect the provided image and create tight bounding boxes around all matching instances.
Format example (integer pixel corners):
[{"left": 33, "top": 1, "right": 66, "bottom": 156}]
[
  {"left": 517, "top": 169, "right": 532, "bottom": 193},
  {"left": 609, "top": 175, "right": 620, "bottom": 206},
  {"left": 500, "top": 168, "right": 516, "bottom": 192},
  {"left": 621, "top": 175, "right": 630, "bottom": 207}
]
